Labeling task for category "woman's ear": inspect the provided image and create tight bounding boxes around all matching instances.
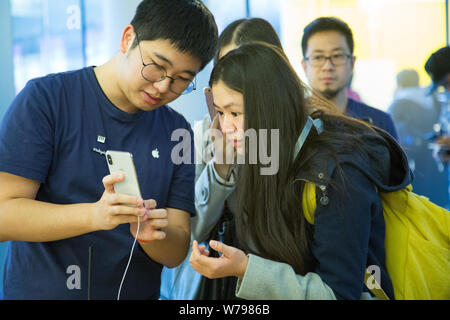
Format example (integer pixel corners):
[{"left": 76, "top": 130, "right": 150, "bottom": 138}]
[{"left": 120, "top": 24, "right": 136, "bottom": 54}]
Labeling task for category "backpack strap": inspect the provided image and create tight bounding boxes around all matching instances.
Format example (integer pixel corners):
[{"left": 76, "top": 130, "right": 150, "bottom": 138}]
[
  {"left": 302, "top": 181, "right": 390, "bottom": 300},
  {"left": 293, "top": 116, "right": 323, "bottom": 162}
]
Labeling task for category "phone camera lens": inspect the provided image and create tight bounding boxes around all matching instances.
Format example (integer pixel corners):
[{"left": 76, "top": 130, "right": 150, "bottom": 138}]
[{"left": 107, "top": 155, "right": 113, "bottom": 165}]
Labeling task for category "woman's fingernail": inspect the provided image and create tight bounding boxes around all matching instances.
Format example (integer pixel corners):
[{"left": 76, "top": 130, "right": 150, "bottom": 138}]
[{"left": 210, "top": 240, "right": 217, "bottom": 248}]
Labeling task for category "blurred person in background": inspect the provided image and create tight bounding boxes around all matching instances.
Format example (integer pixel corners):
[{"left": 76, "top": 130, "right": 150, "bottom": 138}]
[
  {"left": 301, "top": 17, "right": 398, "bottom": 141},
  {"left": 425, "top": 46, "right": 450, "bottom": 208},
  {"left": 425, "top": 46, "right": 450, "bottom": 136},
  {"left": 388, "top": 68, "right": 447, "bottom": 207}
]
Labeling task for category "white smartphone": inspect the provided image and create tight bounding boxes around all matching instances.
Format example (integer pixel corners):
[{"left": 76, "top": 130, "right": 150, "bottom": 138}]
[{"left": 105, "top": 150, "right": 142, "bottom": 200}]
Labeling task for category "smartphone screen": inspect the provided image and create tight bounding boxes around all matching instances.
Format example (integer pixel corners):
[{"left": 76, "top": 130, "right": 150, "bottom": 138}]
[
  {"left": 105, "top": 150, "right": 142, "bottom": 199},
  {"left": 204, "top": 87, "right": 218, "bottom": 122}
]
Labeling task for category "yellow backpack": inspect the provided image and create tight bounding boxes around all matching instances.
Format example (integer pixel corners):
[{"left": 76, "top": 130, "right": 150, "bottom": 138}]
[{"left": 302, "top": 182, "right": 450, "bottom": 300}]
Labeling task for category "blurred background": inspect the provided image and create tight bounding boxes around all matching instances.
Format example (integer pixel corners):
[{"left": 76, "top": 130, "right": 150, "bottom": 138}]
[{"left": 0, "top": 0, "right": 449, "bottom": 289}]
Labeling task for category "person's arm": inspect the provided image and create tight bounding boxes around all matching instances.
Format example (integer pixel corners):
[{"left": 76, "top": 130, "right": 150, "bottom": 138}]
[
  {"left": 189, "top": 240, "right": 336, "bottom": 300},
  {"left": 192, "top": 113, "right": 237, "bottom": 241},
  {"left": 236, "top": 254, "right": 336, "bottom": 300},
  {"left": 192, "top": 160, "right": 235, "bottom": 242},
  {"left": 193, "top": 114, "right": 211, "bottom": 183},
  {"left": 0, "top": 171, "right": 146, "bottom": 243}
]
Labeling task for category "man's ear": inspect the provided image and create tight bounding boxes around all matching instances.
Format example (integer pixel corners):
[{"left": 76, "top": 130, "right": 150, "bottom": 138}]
[
  {"left": 120, "top": 24, "right": 136, "bottom": 54},
  {"left": 350, "top": 55, "right": 356, "bottom": 72},
  {"left": 301, "top": 58, "right": 307, "bottom": 73}
]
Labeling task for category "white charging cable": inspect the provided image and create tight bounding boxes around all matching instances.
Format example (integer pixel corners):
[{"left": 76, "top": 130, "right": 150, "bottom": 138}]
[{"left": 117, "top": 215, "right": 140, "bottom": 300}]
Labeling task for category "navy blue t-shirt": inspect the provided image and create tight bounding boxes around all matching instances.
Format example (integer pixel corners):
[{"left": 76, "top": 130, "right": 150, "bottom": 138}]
[
  {"left": 347, "top": 98, "right": 399, "bottom": 141},
  {"left": 0, "top": 67, "right": 195, "bottom": 299}
]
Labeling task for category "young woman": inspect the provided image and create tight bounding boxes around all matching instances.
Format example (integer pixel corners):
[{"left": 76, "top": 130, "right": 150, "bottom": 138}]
[
  {"left": 159, "top": 18, "right": 285, "bottom": 300},
  {"left": 189, "top": 42, "right": 412, "bottom": 300},
  {"left": 192, "top": 17, "right": 284, "bottom": 251}
]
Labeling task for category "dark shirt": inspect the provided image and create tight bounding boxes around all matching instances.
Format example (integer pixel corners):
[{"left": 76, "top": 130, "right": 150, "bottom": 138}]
[{"left": 347, "top": 98, "right": 399, "bottom": 141}]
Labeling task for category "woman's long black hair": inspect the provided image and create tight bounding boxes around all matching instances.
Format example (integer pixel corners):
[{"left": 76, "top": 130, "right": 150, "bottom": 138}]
[{"left": 214, "top": 17, "right": 283, "bottom": 64}]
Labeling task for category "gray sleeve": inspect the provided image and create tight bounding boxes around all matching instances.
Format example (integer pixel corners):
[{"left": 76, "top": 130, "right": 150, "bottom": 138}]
[
  {"left": 192, "top": 160, "right": 236, "bottom": 242},
  {"left": 193, "top": 115, "right": 210, "bottom": 183},
  {"left": 192, "top": 115, "right": 237, "bottom": 242},
  {"left": 235, "top": 254, "right": 336, "bottom": 300}
]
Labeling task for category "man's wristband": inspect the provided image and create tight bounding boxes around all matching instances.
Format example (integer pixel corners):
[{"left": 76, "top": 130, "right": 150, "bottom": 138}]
[{"left": 135, "top": 237, "right": 153, "bottom": 243}]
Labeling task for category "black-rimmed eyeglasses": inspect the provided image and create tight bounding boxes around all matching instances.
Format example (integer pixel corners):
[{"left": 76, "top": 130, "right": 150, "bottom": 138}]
[
  {"left": 305, "top": 53, "right": 353, "bottom": 67},
  {"left": 135, "top": 33, "right": 196, "bottom": 95}
]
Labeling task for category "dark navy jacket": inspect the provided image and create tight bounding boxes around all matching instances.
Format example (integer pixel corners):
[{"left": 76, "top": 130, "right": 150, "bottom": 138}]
[
  {"left": 347, "top": 98, "right": 399, "bottom": 141},
  {"left": 296, "top": 126, "right": 412, "bottom": 300}
]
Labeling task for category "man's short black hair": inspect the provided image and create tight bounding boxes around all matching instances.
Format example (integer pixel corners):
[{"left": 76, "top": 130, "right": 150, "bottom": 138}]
[
  {"left": 130, "top": 0, "right": 218, "bottom": 70},
  {"left": 301, "top": 17, "right": 354, "bottom": 57}
]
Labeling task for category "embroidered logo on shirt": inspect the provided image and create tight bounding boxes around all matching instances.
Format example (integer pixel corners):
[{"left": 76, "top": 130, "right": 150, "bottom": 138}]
[
  {"left": 152, "top": 148, "right": 160, "bottom": 159},
  {"left": 92, "top": 147, "right": 106, "bottom": 156},
  {"left": 97, "top": 135, "right": 106, "bottom": 144}
]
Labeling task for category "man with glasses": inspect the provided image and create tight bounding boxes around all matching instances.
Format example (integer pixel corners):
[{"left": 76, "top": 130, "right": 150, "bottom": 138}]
[
  {"left": 0, "top": 0, "right": 217, "bottom": 299},
  {"left": 301, "top": 17, "right": 398, "bottom": 140}
]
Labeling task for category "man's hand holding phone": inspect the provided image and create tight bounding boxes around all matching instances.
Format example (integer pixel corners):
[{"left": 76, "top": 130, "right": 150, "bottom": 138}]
[
  {"left": 93, "top": 172, "right": 169, "bottom": 242},
  {"left": 91, "top": 172, "right": 148, "bottom": 231}
]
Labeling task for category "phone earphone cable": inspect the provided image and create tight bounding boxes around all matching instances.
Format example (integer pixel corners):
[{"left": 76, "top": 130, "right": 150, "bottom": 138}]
[{"left": 117, "top": 215, "right": 140, "bottom": 300}]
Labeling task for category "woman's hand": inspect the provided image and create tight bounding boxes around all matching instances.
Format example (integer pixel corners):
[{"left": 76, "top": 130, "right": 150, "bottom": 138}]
[{"left": 189, "top": 240, "right": 249, "bottom": 280}]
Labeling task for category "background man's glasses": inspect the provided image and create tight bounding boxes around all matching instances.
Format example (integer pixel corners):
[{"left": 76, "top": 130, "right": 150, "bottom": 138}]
[
  {"left": 136, "top": 33, "right": 196, "bottom": 95},
  {"left": 305, "top": 53, "right": 353, "bottom": 67}
]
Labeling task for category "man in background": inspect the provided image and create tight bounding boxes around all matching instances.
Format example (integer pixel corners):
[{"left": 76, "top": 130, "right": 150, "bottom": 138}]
[
  {"left": 301, "top": 17, "right": 398, "bottom": 140},
  {"left": 424, "top": 46, "right": 450, "bottom": 208}
]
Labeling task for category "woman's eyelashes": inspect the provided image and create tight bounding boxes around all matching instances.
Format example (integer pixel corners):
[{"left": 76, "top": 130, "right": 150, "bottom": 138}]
[{"left": 216, "top": 110, "right": 241, "bottom": 117}]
